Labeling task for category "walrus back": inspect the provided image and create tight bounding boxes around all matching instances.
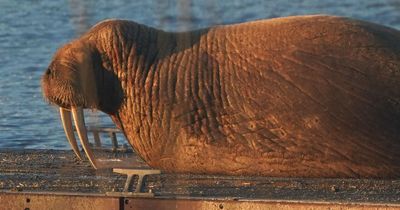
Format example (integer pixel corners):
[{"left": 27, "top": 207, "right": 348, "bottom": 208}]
[{"left": 166, "top": 15, "right": 400, "bottom": 177}]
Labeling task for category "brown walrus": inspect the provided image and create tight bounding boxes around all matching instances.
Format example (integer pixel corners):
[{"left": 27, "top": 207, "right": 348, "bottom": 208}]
[{"left": 41, "top": 15, "right": 400, "bottom": 178}]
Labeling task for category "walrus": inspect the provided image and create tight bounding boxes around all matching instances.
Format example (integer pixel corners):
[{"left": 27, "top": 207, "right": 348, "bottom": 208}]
[{"left": 41, "top": 15, "right": 400, "bottom": 178}]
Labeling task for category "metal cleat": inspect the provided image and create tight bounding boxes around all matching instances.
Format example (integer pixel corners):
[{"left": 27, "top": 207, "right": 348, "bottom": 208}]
[{"left": 107, "top": 168, "right": 161, "bottom": 197}]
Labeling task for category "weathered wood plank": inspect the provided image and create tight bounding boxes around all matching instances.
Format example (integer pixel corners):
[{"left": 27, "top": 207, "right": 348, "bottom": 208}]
[
  {"left": 2, "top": 192, "right": 399, "bottom": 210},
  {"left": 124, "top": 198, "right": 400, "bottom": 210},
  {"left": 0, "top": 192, "right": 121, "bottom": 210}
]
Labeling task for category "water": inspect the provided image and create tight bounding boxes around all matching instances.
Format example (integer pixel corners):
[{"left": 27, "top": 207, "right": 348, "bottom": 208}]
[{"left": 0, "top": 0, "right": 399, "bottom": 149}]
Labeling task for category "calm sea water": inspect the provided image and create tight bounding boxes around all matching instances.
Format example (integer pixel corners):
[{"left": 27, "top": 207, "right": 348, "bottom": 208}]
[{"left": 0, "top": 0, "right": 399, "bottom": 149}]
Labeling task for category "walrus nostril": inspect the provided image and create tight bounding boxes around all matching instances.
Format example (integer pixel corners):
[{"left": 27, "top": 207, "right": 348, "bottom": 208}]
[{"left": 45, "top": 68, "right": 51, "bottom": 75}]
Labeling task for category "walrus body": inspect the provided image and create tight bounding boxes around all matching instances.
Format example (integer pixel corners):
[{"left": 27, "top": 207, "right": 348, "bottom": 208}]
[{"left": 42, "top": 15, "right": 400, "bottom": 178}]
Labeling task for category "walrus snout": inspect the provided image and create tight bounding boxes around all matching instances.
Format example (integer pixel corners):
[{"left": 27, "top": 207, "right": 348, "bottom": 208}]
[{"left": 41, "top": 67, "right": 85, "bottom": 109}]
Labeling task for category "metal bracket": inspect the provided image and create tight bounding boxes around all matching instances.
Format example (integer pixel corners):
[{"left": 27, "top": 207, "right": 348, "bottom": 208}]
[{"left": 106, "top": 168, "right": 161, "bottom": 197}]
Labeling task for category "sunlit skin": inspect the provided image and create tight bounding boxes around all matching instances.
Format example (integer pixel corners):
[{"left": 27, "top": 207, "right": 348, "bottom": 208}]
[{"left": 42, "top": 15, "right": 400, "bottom": 178}]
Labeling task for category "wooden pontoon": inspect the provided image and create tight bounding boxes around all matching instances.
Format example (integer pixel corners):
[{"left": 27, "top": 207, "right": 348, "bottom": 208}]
[{"left": 1, "top": 149, "right": 399, "bottom": 210}]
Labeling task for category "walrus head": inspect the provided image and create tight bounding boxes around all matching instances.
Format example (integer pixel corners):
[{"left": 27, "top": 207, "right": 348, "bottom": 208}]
[
  {"left": 42, "top": 40, "right": 99, "bottom": 109},
  {"left": 41, "top": 36, "right": 123, "bottom": 168}
]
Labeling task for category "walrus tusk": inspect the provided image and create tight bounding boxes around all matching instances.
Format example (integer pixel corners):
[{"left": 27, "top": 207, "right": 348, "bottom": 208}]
[
  {"left": 71, "top": 106, "right": 98, "bottom": 169},
  {"left": 59, "top": 107, "right": 82, "bottom": 160}
]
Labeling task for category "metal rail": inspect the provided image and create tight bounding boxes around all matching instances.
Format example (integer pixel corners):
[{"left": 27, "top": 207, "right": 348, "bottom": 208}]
[
  {"left": 81, "top": 127, "right": 162, "bottom": 196},
  {"left": 76, "top": 126, "right": 132, "bottom": 153}
]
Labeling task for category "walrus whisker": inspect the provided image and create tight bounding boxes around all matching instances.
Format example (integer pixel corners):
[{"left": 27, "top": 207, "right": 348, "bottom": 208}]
[
  {"left": 71, "top": 106, "right": 98, "bottom": 169},
  {"left": 59, "top": 107, "right": 82, "bottom": 160}
]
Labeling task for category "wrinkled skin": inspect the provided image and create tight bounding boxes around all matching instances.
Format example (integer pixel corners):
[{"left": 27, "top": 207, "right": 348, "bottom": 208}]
[{"left": 42, "top": 15, "right": 400, "bottom": 178}]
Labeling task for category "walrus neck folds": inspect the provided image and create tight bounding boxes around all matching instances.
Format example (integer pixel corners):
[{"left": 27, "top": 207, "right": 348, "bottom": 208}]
[
  {"left": 86, "top": 21, "right": 169, "bottom": 115},
  {"left": 88, "top": 21, "right": 210, "bottom": 162}
]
